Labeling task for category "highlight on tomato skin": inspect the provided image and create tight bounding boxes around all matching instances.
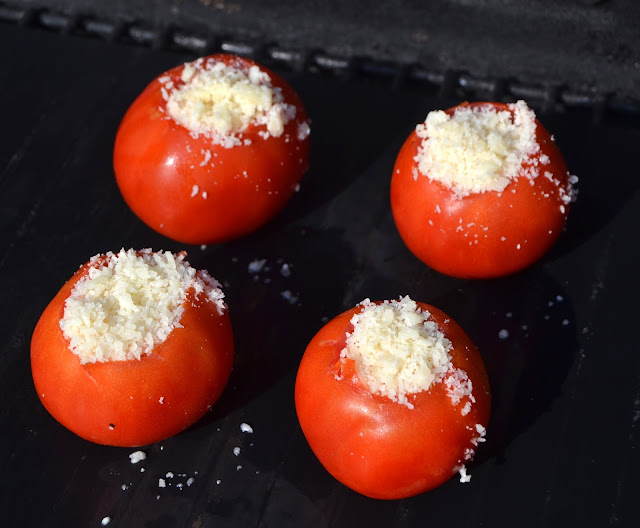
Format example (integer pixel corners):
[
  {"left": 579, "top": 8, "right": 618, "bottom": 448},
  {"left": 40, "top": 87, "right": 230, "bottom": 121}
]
[
  {"left": 391, "top": 100, "right": 577, "bottom": 279},
  {"left": 30, "top": 249, "right": 234, "bottom": 447},
  {"left": 294, "top": 297, "right": 491, "bottom": 500},
  {"left": 113, "top": 53, "right": 311, "bottom": 245}
]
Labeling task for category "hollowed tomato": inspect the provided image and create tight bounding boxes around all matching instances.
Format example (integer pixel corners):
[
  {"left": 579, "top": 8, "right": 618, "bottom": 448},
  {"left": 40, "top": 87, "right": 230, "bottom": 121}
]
[
  {"left": 391, "top": 101, "right": 574, "bottom": 279},
  {"left": 30, "top": 250, "right": 234, "bottom": 447},
  {"left": 295, "top": 300, "right": 490, "bottom": 499},
  {"left": 114, "top": 54, "right": 310, "bottom": 245}
]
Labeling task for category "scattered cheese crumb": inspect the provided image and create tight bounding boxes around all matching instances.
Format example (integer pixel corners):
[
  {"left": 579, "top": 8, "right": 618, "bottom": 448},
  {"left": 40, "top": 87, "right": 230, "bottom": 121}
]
[
  {"left": 233, "top": 447, "right": 241, "bottom": 456},
  {"left": 280, "top": 263, "right": 291, "bottom": 277},
  {"left": 191, "top": 184, "right": 199, "bottom": 197},
  {"left": 129, "top": 451, "right": 146, "bottom": 464},
  {"left": 498, "top": 329, "right": 509, "bottom": 340},
  {"left": 444, "top": 368, "right": 475, "bottom": 408},
  {"left": 297, "top": 121, "right": 310, "bottom": 141},
  {"left": 471, "top": 423, "right": 487, "bottom": 447},
  {"left": 280, "top": 290, "right": 299, "bottom": 304},
  {"left": 458, "top": 466, "right": 471, "bottom": 483},
  {"left": 240, "top": 423, "right": 254, "bottom": 433},
  {"left": 248, "top": 259, "right": 266, "bottom": 273},
  {"left": 101, "top": 517, "right": 111, "bottom": 526},
  {"left": 414, "top": 100, "right": 540, "bottom": 196},
  {"left": 158, "top": 478, "right": 166, "bottom": 488},
  {"left": 187, "top": 477, "right": 195, "bottom": 486},
  {"left": 60, "top": 249, "right": 226, "bottom": 364}
]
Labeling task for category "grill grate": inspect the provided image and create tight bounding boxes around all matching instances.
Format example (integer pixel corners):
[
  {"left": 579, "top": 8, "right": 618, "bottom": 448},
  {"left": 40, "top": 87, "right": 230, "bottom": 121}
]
[{"left": 1, "top": 1, "right": 638, "bottom": 124}]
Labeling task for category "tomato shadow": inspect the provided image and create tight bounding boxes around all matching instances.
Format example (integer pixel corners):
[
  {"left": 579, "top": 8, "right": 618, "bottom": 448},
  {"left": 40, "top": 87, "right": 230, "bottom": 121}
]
[
  {"left": 192, "top": 226, "right": 358, "bottom": 422},
  {"left": 277, "top": 74, "right": 432, "bottom": 224},
  {"left": 428, "top": 266, "right": 579, "bottom": 465},
  {"left": 540, "top": 108, "right": 640, "bottom": 262}
]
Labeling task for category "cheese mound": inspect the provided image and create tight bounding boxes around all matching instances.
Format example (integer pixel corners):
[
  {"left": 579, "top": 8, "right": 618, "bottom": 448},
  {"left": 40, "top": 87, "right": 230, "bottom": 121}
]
[
  {"left": 341, "top": 297, "right": 453, "bottom": 408},
  {"left": 163, "top": 58, "right": 297, "bottom": 148},
  {"left": 414, "top": 100, "right": 540, "bottom": 196},
  {"left": 60, "top": 249, "right": 225, "bottom": 364}
]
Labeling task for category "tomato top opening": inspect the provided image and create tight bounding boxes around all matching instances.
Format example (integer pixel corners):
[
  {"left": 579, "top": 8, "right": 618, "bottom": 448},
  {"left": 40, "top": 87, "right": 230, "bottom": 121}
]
[{"left": 59, "top": 248, "right": 225, "bottom": 364}]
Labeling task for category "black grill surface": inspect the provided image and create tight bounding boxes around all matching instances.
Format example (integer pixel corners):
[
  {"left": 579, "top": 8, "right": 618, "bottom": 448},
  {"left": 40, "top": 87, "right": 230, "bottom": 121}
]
[{"left": 1, "top": 3, "right": 639, "bottom": 527}]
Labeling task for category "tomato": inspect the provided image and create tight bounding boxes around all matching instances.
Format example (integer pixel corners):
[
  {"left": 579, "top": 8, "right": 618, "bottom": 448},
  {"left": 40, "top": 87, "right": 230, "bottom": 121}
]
[
  {"left": 113, "top": 54, "right": 310, "bottom": 245},
  {"left": 295, "top": 299, "right": 490, "bottom": 499},
  {"left": 30, "top": 250, "right": 234, "bottom": 447},
  {"left": 391, "top": 101, "right": 574, "bottom": 279}
]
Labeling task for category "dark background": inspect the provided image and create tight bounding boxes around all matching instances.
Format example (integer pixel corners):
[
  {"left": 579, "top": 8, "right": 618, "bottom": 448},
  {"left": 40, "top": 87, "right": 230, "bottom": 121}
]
[{"left": 1, "top": 1, "right": 639, "bottom": 527}]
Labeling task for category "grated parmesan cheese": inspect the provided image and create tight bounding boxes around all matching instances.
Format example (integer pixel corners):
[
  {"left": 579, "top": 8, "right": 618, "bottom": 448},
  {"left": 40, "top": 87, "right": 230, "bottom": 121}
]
[
  {"left": 162, "top": 57, "right": 299, "bottom": 148},
  {"left": 414, "top": 100, "right": 540, "bottom": 196},
  {"left": 340, "top": 297, "right": 473, "bottom": 410},
  {"left": 60, "top": 249, "right": 226, "bottom": 364},
  {"left": 129, "top": 450, "right": 146, "bottom": 464},
  {"left": 458, "top": 465, "right": 471, "bottom": 483}
]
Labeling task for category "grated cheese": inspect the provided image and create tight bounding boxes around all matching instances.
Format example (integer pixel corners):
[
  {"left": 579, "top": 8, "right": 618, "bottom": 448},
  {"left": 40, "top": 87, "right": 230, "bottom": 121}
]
[
  {"left": 414, "top": 100, "right": 541, "bottom": 196},
  {"left": 340, "top": 297, "right": 473, "bottom": 409},
  {"left": 129, "top": 450, "right": 146, "bottom": 464},
  {"left": 60, "top": 249, "right": 226, "bottom": 364},
  {"left": 161, "top": 57, "right": 299, "bottom": 148},
  {"left": 458, "top": 465, "right": 471, "bottom": 483}
]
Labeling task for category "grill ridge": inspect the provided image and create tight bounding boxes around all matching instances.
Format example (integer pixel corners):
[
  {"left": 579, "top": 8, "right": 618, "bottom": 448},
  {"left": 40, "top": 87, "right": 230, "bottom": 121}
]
[{"left": 0, "top": 2, "right": 638, "bottom": 123}]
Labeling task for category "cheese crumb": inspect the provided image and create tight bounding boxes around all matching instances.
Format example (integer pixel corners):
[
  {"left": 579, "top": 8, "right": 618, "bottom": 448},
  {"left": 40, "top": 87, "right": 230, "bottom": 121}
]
[
  {"left": 163, "top": 57, "right": 298, "bottom": 148},
  {"left": 341, "top": 297, "right": 457, "bottom": 408},
  {"left": 414, "top": 100, "right": 540, "bottom": 196},
  {"left": 240, "top": 423, "right": 254, "bottom": 433},
  {"left": 129, "top": 450, "right": 146, "bottom": 464},
  {"left": 60, "top": 249, "right": 226, "bottom": 364},
  {"left": 248, "top": 259, "right": 266, "bottom": 273},
  {"left": 458, "top": 465, "right": 471, "bottom": 483}
]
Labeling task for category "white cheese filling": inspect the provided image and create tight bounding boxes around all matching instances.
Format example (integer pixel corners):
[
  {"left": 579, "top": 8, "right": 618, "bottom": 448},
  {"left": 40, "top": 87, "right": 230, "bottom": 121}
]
[
  {"left": 340, "top": 296, "right": 473, "bottom": 410},
  {"left": 60, "top": 249, "right": 225, "bottom": 364},
  {"left": 162, "top": 58, "right": 297, "bottom": 148},
  {"left": 414, "top": 100, "right": 543, "bottom": 196}
]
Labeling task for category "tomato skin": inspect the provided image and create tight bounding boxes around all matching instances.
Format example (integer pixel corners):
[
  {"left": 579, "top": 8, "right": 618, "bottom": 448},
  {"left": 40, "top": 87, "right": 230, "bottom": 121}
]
[
  {"left": 295, "top": 302, "right": 490, "bottom": 499},
  {"left": 30, "top": 262, "right": 234, "bottom": 447},
  {"left": 391, "top": 102, "right": 571, "bottom": 279},
  {"left": 113, "top": 54, "right": 310, "bottom": 245}
]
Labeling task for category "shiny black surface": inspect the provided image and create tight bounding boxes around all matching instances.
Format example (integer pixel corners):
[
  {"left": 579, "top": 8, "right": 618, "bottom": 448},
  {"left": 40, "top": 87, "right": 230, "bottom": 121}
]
[{"left": 0, "top": 19, "right": 639, "bottom": 528}]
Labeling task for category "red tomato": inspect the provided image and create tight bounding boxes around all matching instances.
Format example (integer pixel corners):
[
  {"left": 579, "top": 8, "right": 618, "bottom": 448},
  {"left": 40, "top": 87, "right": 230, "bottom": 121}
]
[
  {"left": 30, "top": 252, "right": 234, "bottom": 447},
  {"left": 114, "top": 54, "right": 310, "bottom": 245},
  {"left": 391, "top": 101, "right": 573, "bottom": 279},
  {"left": 295, "top": 300, "right": 490, "bottom": 499}
]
